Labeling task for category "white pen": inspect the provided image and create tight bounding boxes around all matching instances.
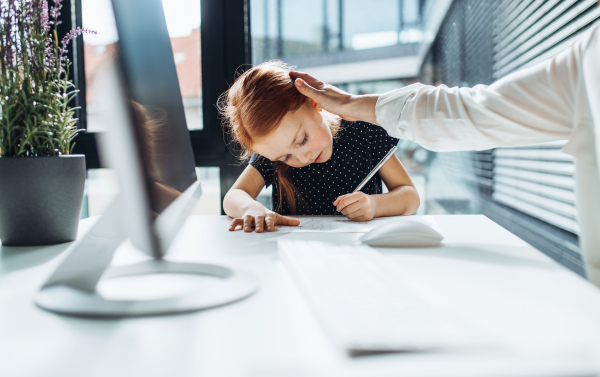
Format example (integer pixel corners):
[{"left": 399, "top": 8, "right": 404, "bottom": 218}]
[{"left": 334, "top": 146, "right": 398, "bottom": 216}]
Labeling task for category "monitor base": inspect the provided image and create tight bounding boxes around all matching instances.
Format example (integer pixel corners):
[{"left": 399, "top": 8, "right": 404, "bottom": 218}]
[{"left": 36, "top": 259, "right": 259, "bottom": 317}]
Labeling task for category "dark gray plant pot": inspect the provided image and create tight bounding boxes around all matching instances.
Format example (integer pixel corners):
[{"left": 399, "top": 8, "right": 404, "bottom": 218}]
[{"left": 0, "top": 155, "right": 86, "bottom": 246}]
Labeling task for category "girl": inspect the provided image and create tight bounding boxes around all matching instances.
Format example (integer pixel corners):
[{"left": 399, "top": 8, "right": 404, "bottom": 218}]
[{"left": 220, "top": 61, "right": 420, "bottom": 232}]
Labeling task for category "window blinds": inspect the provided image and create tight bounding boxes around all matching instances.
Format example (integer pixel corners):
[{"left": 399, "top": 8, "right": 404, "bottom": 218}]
[{"left": 491, "top": 0, "right": 599, "bottom": 236}]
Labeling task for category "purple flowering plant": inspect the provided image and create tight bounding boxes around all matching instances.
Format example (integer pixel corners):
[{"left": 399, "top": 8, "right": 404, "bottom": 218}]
[{"left": 0, "top": 0, "right": 95, "bottom": 157}]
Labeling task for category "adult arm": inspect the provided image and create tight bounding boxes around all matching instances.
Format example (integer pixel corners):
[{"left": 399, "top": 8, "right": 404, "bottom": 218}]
[{"left": 291, "top": 23, "right": 600, "bottom": 151}]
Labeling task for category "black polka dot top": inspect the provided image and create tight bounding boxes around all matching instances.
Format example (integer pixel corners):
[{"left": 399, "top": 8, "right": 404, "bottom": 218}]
[{"left": 249, "top": 120, "right": 399, "bottom": 216}]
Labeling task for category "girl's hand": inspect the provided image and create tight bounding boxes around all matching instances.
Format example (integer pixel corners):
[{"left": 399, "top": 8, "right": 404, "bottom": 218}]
[
  {"left": 334, "top": 192, "right": 377, "bottom": 221},
  {"left": 229, "top": 209, "right": 300, "bottom": 233}
]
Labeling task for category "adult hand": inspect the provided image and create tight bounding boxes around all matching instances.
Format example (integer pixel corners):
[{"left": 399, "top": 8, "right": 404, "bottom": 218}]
[
  {"left": 289, "top": 71, "right": 380, "bottom": 125},
  {"left": 229, "top": 208, "right": 300, "bottom": 233}
]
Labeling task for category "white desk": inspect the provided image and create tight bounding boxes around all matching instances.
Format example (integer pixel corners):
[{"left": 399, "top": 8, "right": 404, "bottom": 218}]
[{"left": 2, "top": 215, "right": 600, "bottom": 377}]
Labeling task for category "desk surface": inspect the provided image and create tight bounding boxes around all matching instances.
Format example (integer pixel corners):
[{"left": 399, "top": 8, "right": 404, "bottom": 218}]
[{"left": 2, "top": 215, "right": 600, "bottom": 377}]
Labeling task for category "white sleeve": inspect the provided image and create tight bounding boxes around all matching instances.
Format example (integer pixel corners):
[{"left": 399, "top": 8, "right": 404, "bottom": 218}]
[{"left": 374, "top": 27, "right": 589, "bottom": 152}]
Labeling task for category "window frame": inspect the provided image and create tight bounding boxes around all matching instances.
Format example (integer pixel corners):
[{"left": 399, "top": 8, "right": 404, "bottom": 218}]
[{"left": 65, "top": 0, "right": 252, "bottom": 212}]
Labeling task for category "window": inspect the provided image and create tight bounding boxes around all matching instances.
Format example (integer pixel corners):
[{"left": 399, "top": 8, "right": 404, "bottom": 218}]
[
  {"left": 82, "top": 0, "right": 202, "bottom": 131},
  {"left": 78, "top": 0, "right": 222, "bottom": 217},
  {"left": 251, "top": 0, "right": 423, "bottom": 63}
]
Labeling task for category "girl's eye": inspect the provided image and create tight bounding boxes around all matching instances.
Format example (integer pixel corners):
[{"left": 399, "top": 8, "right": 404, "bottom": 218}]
[
  {"left": 299, "top": 133, "right": 308, "bottom": 146},
  {"left": 283, "top": 154, "right": 291, "bottom": 163}
]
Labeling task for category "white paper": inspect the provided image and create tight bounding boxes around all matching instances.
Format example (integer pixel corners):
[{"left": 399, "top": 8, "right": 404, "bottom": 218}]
[{"left": 275, "top": 216, "right": 410, "bottom": 233}]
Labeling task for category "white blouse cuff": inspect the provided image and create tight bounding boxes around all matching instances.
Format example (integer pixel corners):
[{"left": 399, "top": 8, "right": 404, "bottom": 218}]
[{"left": 375, "top": 83, "right": 424, "bottom": 139}]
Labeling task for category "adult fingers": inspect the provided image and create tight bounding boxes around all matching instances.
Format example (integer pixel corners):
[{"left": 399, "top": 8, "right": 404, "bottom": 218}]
[
  {"left": 229, "top": 218, "right": 243, "bottom": 231},
  {"left": 255, "top": 215, "right": 265, "bottom": 233},
  {"left": 242, "top": 215, "right": 254, "bottom": 232},
  {"left": 289, "top": 71, "right": 326, "bottom": 90},
  {"left": 276, "top": 214, "right": 301, "bottom": 226},
  {"left": 293, "top": 78, "right": 326, "bottom": 105}
]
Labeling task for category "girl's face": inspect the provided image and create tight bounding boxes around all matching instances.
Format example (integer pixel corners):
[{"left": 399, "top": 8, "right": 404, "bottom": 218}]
[{"left": 252, "top": 100, "right": 335, "bottom": 168}]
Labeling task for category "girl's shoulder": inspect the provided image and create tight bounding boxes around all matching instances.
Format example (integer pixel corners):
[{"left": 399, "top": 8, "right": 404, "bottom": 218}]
[
  {"left": 338, "top": 119, "right": 398, "bottom": 142},
  {"left": 248, "top": 152, "right": 277, "bottom": 187},
  {"left": 333, "top": 120, "right": 399, "bottom": 160},
  {"left": 249, "top": 152, "right": 273, "bottom": 167}
]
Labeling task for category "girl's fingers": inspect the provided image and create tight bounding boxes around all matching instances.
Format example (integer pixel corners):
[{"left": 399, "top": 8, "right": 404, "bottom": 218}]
[
  {"left": 277, "top": 215, "right": 300, "bottom": 226},
  {"left": 348, "top": 208, "right": 369, "bottom": 221},
  {"left": 336, "top": 194, "right": 360, "bottom": 212},
  {"left": 231, "top": 214, "right": 296, "bottom": 232},
  {"left": 342, "top": 201, "right": 364, "bottom": 216},
  {"left": 265, "top": 215, "right": 276, "bottom": 231},
  {"left": 229, "top": 218, "right": 243, "bottom": 231},
  {"left": 333, "top": 194, "right": 349, "bottom": 206},
  {"left": 242, "top": 215, "right": 254, "bottom": 232},
  {"left": 255, "top": 215, "right": 265, "bottom": 233}
]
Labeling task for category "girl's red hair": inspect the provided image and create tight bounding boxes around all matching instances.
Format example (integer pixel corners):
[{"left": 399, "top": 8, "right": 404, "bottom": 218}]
[{"left": 219, "top": 61, "right": 308, "bottom": 213}]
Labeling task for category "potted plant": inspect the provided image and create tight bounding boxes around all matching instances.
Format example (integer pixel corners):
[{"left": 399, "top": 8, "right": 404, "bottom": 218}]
[{"left": 0, "top": 0, "right": 95, "bottom": 246}]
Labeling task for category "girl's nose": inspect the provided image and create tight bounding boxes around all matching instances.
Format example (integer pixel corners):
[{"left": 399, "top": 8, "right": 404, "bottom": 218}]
[{"left": 298, "top": 150, "right": 312, "bottom": 165}]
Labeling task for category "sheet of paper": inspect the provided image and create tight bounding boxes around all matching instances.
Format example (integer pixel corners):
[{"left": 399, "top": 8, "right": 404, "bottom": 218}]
[{"left": 275, "top": 216, "right": 415, "bottom": 233}]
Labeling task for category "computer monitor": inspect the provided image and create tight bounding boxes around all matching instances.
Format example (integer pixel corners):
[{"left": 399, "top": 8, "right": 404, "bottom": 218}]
[
  {"left": 101, "top": 0, "right": 199, "bottom": 259},
  {"left": 34, "top": 0, "right": 258, "bottom": 317}
]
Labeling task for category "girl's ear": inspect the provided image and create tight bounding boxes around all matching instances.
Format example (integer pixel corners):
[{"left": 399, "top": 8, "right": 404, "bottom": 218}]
[{"left": 309, "top": 98, "right": 322, "bottom": 112}]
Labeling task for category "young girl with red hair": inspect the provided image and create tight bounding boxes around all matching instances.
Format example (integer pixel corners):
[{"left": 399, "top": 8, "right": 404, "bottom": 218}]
[{"left": 220, "top": 61, "right": 420, "bottom": 232}]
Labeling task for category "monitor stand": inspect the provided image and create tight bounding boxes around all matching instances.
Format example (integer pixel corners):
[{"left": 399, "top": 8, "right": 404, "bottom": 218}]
[{"left": 35, "top": 201, "right": 259, "bottom": 317}]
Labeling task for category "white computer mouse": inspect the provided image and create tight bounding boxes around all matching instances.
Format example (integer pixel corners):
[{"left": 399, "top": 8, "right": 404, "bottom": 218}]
[{"left": 359, "top": 219, "right": 444, "bottom": 247}]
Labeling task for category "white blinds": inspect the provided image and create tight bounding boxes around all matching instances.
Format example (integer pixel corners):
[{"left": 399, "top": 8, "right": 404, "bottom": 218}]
[
  {"left": 494, "top": 0, "right": 600, "bottom": 79},
  {"left": 491, "top": 0, "right": 599, "bottom": 236},
  {"left": 492, "top": 141, "right": 579, "bottom": 234}
]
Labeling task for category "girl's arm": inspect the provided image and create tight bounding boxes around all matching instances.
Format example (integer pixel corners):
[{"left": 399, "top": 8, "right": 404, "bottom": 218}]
[
  {"left": 224, "top": 165, "right": 300, "bottom": 232},
  {"left": 223, "top": 165, "right": 265, "bottom": 218},
  {"left": 334, "top": 155, "right": 419, "bottom": 220},
  {"left": 374, "top": 154, "right": 420, "bottom": 216}
]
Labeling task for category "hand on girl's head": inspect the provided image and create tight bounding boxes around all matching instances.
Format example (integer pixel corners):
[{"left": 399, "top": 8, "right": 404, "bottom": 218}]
[
  {"left": 334, "top": 192, "right": 377, "bottom": 222},
  {"left": 229, "top": 210, "right": 300, "bottom": 233}
]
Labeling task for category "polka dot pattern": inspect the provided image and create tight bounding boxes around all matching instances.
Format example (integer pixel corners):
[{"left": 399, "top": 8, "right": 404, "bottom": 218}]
[{"left": 249, "top": 120, "right": 399, "bottom": 215}]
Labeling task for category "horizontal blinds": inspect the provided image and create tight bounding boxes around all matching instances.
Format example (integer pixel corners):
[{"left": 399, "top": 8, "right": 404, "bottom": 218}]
[
  {"left": 492, "top": 141, "right": 579, "bottom": 234},
  {"left": 425, "top": 0, "right": 583, "bottom": 273},
  {"left": 494, "top": 0, "right": 600, "bottom": 79},
  {"left": 438, "top": 151, "right": 495, "bottom": 188},
  {"left": 490, "top": 1, "right": 599, "bottom": 237}
]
